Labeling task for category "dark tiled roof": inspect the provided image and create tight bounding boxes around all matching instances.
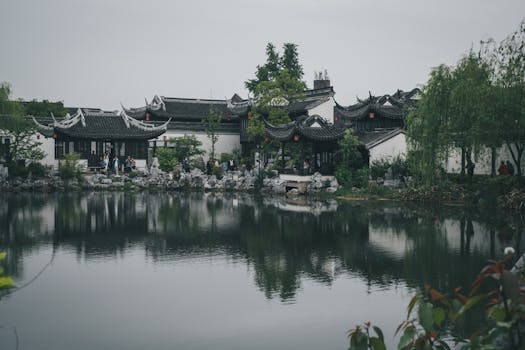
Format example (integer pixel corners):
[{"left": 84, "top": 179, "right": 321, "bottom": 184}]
[
  {"left": 265, "top": 115, "right": 346, "bottom": 142},
  {"left": 34, "top": 111, "right": 167, "bottom": 140},
  {"left": 125, "top": 97, "right": 236, "bottom": 123},
  {"left": 228, "top": 86, "right": 334, "bottom": 118},
  {"left": 335, "top": 88, "right": 419, "bottom": 121},
  {"left": 357, "top": 128, "right": 405, "bottom": 149}
]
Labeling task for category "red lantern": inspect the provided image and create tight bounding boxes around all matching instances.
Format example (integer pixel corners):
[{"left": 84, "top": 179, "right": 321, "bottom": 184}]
[
  {"left": 146, "top": 112, "right": 151, "bottom": 121},
  {"left": 293, "top": 135, "right": 300, "bottom": 142},
  {"left": 334, "top": 115, "right": 339, "bottom": 122},
  {"left": 369, "top": 112, "right": 375, "bottom": 119},
  {"left": 227, "top": 112, "right": 232, "bottom": 121}
]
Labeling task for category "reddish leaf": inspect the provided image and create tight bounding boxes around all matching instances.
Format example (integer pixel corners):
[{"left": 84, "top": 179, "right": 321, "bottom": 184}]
[{"left": 430, "top": 289, "right": 442, "bottom": 301}]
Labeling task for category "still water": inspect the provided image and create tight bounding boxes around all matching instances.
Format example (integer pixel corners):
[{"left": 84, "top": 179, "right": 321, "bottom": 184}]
[{"left": 0, "top": 192, "right": 522, "bottom": 349}]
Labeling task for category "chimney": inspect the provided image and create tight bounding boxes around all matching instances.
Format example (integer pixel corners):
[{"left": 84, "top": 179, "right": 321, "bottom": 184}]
[{"left": 313, "top": 70, "right": 331, "bottom": 90}]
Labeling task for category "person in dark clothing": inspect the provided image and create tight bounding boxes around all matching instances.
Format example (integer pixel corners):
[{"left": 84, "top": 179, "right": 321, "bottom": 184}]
[
  {"left": 124, "top": 156, "right": 132, "bottom": 174},
  {"left": 506, "top": 160, "right": 515, "bottom": 176},
  {"left": 498, "top": 161, "right": 508, "bottom": 175},
  {"left": 206, "top": 159, "right": 212, "bottom": 175}
]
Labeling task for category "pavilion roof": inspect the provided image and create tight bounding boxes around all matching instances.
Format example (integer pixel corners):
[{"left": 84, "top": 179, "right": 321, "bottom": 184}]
[
  {"left": 33, "top": 109, "right": 169, "bottom": 140},
  {"left": 265, "top": 115, "right": 346, "bottom": 142},
  {"left": 334, "top": 88, "right": 420, "bottom": 121},
  {"left": 227, "top": 86, "right": 335, "bottom": 117}
]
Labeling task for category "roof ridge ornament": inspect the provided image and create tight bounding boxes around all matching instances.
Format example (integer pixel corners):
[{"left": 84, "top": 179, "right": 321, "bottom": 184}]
[
  {"left": 120, "top": 110, "right": 170, "bottom": 132},
  {"left": 78, "top": 108, "right": 86, "bottom": 127},
  {"left": 120, "top": 104, "right": 131, "bottom": 128},
  {"left": 32, "top": 117, "right": 53, "bottom": 130}
]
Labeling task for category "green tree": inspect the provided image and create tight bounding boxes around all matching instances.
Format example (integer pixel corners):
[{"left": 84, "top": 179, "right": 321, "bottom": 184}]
[
  {"left": 406, "top": 65, "right": 453, "bottom": 185},
  {"left": 244, "top": 43, "right": 306, "bottom": 142},
  {"left": 335, "top": 129, "right": 368, "bottom": 187},
  {"left": 448, "top": 52, "right": 493, "bottom": 178},
  {"left": 203, "top": 106, "right": 222, "bottom": 161},
  {"left": 169, "top": 134, "right": 205, "bottom": 162},
  {"left": 22, "top": 99, "right": 68, "bottom": 118},
  {"left": 156, "top": 148, "right": 179, "bottom": 172},
  {"left": 0, "top": 83, "right": 44, "bottom": 165},
  {"left": 406, "top": 51, "right": 495, "bottom": 183},
  {"left": 493, "top": 20, "right": 525, "bottom": 177}
]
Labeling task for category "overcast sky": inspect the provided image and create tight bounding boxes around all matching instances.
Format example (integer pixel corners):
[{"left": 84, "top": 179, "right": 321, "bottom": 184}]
[{"left": 1, "top": 0, "right": 524, "bottom": 110}]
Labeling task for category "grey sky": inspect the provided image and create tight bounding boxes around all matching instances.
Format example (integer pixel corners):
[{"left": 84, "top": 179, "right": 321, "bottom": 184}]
[{"left": 1, "top": 0, "right": 524, "bottom": 110}]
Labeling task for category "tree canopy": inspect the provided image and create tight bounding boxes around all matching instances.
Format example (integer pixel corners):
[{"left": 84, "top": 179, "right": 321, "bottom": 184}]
[
  {"left": 244, "top": 43, "right": 307, "bottom": 142},
  {"left": 0, "top": 83, "right": 45, "bottom": 164},
  {"left": 407, "top": 19, "right": 525, "bottom": 182}
]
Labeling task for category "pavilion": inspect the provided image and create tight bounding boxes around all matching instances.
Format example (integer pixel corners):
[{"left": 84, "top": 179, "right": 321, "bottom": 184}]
[
  {"left": 264, "top": 115, "right": 347, "bottom": 174},
  {"left": 33, "top": 109, "right": 169, "bottom": 169}
]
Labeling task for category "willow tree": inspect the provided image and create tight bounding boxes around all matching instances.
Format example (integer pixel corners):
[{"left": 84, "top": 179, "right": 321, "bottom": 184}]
[
  {"left": 494, "top": 20, "right": 525, "bottom": 177},
  {"left": 406, "top": 65, "right": 454, "bottom": 184},
  {"left": 448, "top": 52, "right": 494, "bottom": 178}
]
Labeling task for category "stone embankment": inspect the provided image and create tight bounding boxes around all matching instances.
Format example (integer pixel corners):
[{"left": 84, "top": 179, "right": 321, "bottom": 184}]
[{"left": 0, "top": 169, "right": 339, "bottom": 194}]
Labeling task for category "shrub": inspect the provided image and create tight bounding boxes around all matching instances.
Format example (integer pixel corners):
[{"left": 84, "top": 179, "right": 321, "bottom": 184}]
[
  {"left": 7, "top": 161, "right": 29, "bottom": 179},
  {"left": 156, "top": 148, "right": 179, "bottom": 172},
  {"left": 59, "top": 153, "right": 83, "bottom": 181},
  {"left": 219, "top": 152, "right": 231, "bottom": 164},
  {"left": 27, "top": 162, "right": 47, "bottom": 178},
  {"left": 190, "top": 157, "right": 205, "bottom": 172},
  {"left": 212, "top": 165, "right": 224, "bottom": 179},
  {"left": 370, "top": 156, "right": 409, "bottom": 180},
  {"left": 335, "top": 165, "right": 369, "bottom": 188}
]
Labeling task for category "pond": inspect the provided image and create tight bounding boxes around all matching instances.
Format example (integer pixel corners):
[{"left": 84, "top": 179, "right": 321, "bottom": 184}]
[{"left": 0, "top": 192, "right": 522, "bottom": 349}]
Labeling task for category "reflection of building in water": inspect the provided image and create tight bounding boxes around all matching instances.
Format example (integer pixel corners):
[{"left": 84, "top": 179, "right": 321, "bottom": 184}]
[
  {"left": 1, "top": 193, "right": 524, "bottom": 302},
  {"left": 147, "top": 193, "right": 242, "bottom": 234},
  {"left": 263, "top": 197, "right": 339, "bottom": 215}
]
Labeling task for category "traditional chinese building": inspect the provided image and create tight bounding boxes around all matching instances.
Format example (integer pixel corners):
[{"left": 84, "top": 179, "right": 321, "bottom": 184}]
[
  {"left": 264, "top": 114, "right": 347, "bottom": 174},
  {"left": 33, "top": 109, "right": 168, "bottom": 169},
  {"left": 332, "top": 88, "right": 420, "bottom": 164},
  {"left": 123, "top": 96, "right": 240, "bottom": 156}
]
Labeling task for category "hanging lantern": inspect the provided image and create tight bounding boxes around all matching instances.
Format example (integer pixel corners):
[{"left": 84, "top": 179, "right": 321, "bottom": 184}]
[
  {"left": 163, "top": 135, "right": 167, "bottom": 141},
  {"left": 52, "top": 133, "right": 57, "bottom": 139},
  {"left": 146, "top": 112, "right": 151, "bottom": 121},
  {"left": 293, "top": 134, "right": 300, "bottom": 142},
  {"left": 264, "top": 136, "right": 269, "bottom": 143},
  {"left": 247, "top": 111, "right": 252, "bottom": 120},
  {"left": 37, "top": 134, "right": 40, "bottom": 140},
  {"left": 226, "top": 112, "right": 232, "bottom": 121},
  {"left": 334, "top": 115, "right": 339, "bottom": 122},
  {"left": 369, "top": 112, "right": 375, "bottom": 119}
]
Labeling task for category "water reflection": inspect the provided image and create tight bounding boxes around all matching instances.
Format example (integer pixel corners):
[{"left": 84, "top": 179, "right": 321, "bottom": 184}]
[{"left": 0, "top": 192, "right": 523, "bottom": 302}]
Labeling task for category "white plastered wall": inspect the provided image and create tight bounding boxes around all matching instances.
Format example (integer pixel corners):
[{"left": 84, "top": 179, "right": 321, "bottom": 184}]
[
  {"left": 444, "top": 145, "right": 525, "bottom": 175},
  {"left": 156, "top": 131, "right": 240, "bottom": 159},
  {"left": 34, "top": 135, "right": 58, "bottom": 168},
  {"left": 308, "top": 97, "right": 336, "bottom": 123},
  {"left": 368, "top": 133, "right": 407, "bottom": 164}
]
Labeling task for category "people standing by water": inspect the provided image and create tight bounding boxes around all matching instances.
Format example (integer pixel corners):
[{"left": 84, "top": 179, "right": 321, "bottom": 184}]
[
  {"left": 302, "top": 160, "right": 310, "bottom": 176},
  {"left": 113, "top": 156, "right": 120, "bottom": 175},
  {"left": 124, "top": 156, "right": 132, "bottom": 174}
]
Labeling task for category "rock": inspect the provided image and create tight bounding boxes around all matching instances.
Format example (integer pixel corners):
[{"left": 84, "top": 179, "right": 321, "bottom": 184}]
[{"left": 100, "top": 178, "right": 112, "bottom": 185}]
